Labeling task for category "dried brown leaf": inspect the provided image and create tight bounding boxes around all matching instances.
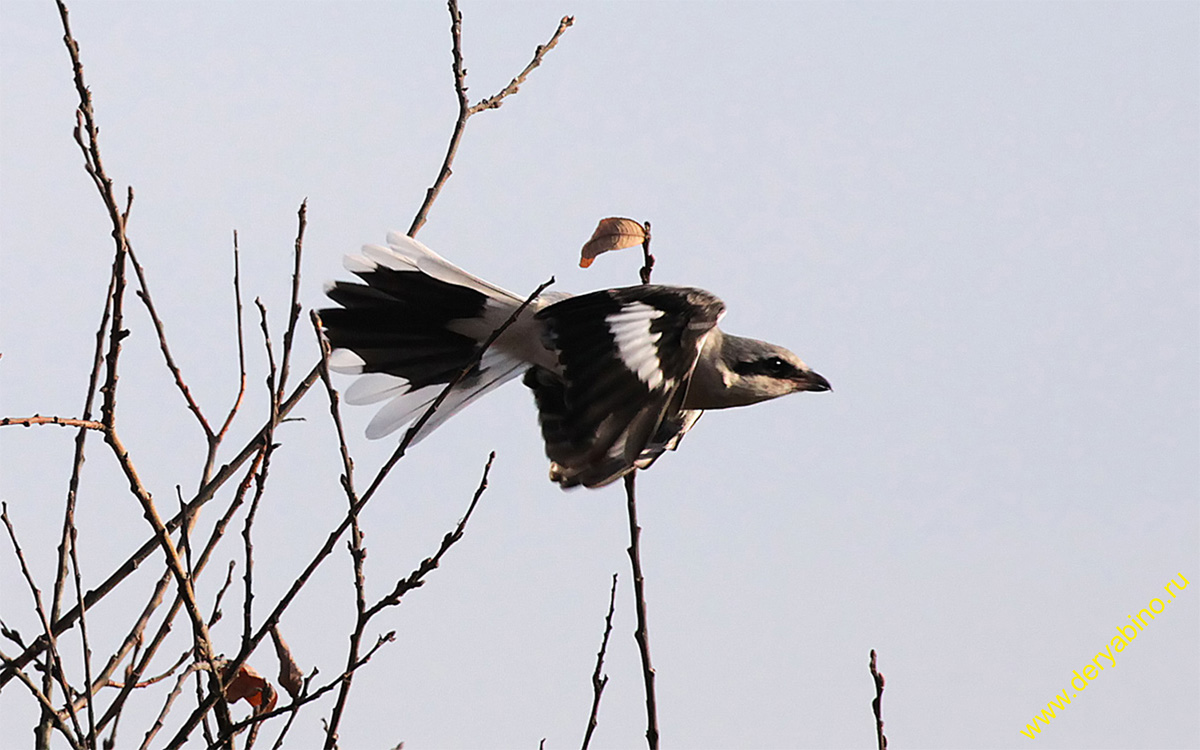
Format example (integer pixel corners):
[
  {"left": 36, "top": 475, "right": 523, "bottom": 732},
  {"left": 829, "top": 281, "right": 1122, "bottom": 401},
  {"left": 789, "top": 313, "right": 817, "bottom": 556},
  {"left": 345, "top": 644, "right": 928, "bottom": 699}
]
[
  {"left": 222, "top": 661, "right": 278, "bottom": 714},
  {"left": 270, "top": 624, "right": 305, "bottom": 700},
  {"left": 580, "top": 217, "right": 646, "bottom": 268}
]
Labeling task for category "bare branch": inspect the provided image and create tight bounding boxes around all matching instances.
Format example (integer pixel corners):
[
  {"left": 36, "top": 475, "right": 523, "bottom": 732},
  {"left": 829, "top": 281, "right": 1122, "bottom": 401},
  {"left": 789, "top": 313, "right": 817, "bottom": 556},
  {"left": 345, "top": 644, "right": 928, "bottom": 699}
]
[
  {"left": 0, "top": 416, "right": 106, "bottom": 431},
  {"left": 214, "top": 230, "right": 248, "bottom": 447},
  {"left": 638, "top": 221, "right": 655, "bottom": 285},
  {"left": 364, "top": 451, "right": 495, "bottom": 619},
  {"left": 128, "top": 244, "right": 214, "bottom": 439},
  {"left": 2, "top": 651, "right": 84, "bottom": 750},
  {"left": 360, "top": 276, "right": 554, "bottom": 504},
  {"left": 102, "top": 427, "right": 234, "bottom": 739},
  {"left": 324, "top": 452, "right": 496, "bottom": 747},
  {"left": 67, "top": 522, "right": 98, "bottom": 747},
  {"left": 2, "top": 503, "right": 88, "bottom": 744},
  {"left": 869, "top": 649, "right": 888, "bottom": 750},
  {"left": 581, "top": 573, "right": 618, "bottom": 750},
  {"left": 468, "top": 15, "right": 574, "bottom": 115},
  {"left": 623, "top": 473, "right": 659, "bottom": 750},
  {"left": 0, "top": 365, "right": 320, "bottom": 690},
  {"left": 407, "top": 0, "right": 573, "bottom": 236},
  {"left": 276, "top": 201, "right": 307, "bottom": 401}
]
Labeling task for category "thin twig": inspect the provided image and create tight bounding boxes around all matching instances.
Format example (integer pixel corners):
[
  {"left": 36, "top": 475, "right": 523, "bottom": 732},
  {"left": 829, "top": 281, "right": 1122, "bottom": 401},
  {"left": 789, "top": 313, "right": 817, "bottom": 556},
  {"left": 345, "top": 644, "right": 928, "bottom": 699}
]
[
  {"left": 214, "top": 230, "right": 248, "bottom": 447},
  {"left": 104, "top": 649, "right": 191, "bottom": 691},
  {"left": 275, "top": 201, "right": 307, "bottom": 402},
  {"left": 2, "top": 503, "right": 88, "bottom": 745},
  {"left": 468, "top": 15, "right": 575, "bottom": 115},
  {"left": 407, "top": 1, "right": 573, "bottom": 237},
  {"left": 0, "top": 366, "right": 320, "bottom": 690},
  {"left": 50, "top": 4, "right": 132, "bottom": 741},
  {"left": 581, "top": 573, "right": 618, "bottom": 750},
  {"left": 323, "top": 452, "right": 497, "bottom": 748},
  {"left": 210, "top": 560, "right": 238, "bottom": 628},
  {"left": 244, "top": 299, "right": 281, "bottom": 653},
  {"left": 67, "top": 522, "right": 97, "bottom": 747},
  {"left": 359, "top": 276, "right": 554, "bottom": 505},
  {"left": 638, "top": 221, "right": 654, "bottom": 285},
  {"left": 2, "top": 653, "right": 84, "bottom": 750},
  {"left": 363, "top": 452, "right": 495, "bottom": 620},
  {"left": 310, "top": 311, "right": 367, "bottom": 745},
  {"left": 128, "top": 244, "right": 213, "bottom": 439},
  {"left": 0, "top": 416, "right": 106, "bottom": 431},
  {"left": 140, "top": 661, "right": 209, "bottom": 750},
  {"left": 869, "top": 649, "right": 887, "bottom": 750},
  {"left": 623, "top": 473, "right": 659, "bottom": 750}
]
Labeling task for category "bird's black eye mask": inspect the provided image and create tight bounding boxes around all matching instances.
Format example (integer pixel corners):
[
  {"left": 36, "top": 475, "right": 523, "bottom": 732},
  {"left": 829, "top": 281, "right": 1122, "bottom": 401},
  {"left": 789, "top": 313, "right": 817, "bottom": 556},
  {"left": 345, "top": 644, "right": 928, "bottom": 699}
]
[{"left": 733, "top": 356, "right": 797, "bottom": 378}]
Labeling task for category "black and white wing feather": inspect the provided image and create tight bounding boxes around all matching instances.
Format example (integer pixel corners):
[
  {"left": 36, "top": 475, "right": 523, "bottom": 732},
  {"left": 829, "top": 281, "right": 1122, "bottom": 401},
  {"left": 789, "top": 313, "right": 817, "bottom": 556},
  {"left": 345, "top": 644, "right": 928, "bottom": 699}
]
[{"left": 525, "top": 285, "right": 725, "bottom": 488}]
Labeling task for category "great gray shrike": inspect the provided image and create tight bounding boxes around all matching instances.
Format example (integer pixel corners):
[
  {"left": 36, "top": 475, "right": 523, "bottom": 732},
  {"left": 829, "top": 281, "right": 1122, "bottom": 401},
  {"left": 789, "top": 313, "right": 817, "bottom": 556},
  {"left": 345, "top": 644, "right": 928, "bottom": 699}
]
[{"left": 321, "top": 233, "right": 830, "bottom": 488}]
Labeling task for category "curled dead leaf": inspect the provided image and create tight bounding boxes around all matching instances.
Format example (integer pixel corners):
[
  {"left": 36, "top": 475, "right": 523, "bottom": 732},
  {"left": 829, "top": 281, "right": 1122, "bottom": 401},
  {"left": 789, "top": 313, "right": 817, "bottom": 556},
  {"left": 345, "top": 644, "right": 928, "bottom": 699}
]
[
  {"left": 580, "top": 217, "right": 646, "bottom": 268},
  {"left": 222, "top": 661, "right": 278, "bottom": 714},
  {"left": 270, "top": 624, "right": 305, "bottom": 700}
]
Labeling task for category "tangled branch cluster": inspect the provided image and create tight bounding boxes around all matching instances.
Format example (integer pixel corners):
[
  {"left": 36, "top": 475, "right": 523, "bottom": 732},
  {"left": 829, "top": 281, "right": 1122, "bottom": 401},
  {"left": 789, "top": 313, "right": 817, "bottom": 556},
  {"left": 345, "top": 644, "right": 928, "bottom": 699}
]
[{"left": 0, "top": 2, "right": 576, "bottom": 748}]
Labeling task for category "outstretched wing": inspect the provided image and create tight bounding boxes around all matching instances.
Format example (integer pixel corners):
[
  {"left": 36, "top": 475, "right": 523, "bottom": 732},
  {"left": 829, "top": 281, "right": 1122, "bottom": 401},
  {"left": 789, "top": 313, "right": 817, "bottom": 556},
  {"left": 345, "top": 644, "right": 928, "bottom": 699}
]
[{"left": 526, "top": 285, "right": 724, "bottom": 488}]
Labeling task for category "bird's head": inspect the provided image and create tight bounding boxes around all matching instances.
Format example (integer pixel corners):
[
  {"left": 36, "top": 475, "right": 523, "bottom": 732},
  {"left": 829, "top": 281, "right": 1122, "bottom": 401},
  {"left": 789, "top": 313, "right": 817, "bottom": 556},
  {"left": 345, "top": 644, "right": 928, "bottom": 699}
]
[{"left": 710, "top": 333, "right": 831, "bottom": 407}]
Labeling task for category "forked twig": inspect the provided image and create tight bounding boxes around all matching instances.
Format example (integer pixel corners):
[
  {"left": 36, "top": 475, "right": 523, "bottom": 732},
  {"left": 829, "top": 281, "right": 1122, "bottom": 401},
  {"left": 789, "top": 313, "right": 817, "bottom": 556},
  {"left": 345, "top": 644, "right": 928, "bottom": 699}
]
[
  {"left": 169, "top": 272, "right": 548, "bottom": 747},
  {"left": 0, "top": 367, "right": 321, "bottom": 691},
  {"left": 581, "top": 573, "right": 618, "bottom": 750},
  {"left": 468, "top": 14, "right": 575, "bottom": 114},
  {"left": 407, "top": 0, "right": 573, "bottom": 237}
]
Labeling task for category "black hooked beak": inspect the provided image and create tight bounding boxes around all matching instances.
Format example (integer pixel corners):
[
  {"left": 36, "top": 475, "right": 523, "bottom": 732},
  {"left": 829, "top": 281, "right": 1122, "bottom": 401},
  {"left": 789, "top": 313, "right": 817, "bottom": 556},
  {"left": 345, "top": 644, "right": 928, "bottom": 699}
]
[{"left": 793, "top": 369, "right": 832, "bottom": 393}]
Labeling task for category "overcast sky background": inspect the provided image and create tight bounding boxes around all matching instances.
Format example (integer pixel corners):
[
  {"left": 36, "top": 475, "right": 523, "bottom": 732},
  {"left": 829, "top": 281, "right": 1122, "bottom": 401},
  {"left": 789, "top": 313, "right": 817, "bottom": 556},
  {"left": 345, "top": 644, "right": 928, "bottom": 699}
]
[{"left": 1, "top": 2, "right": 1197, "bottom": 748}]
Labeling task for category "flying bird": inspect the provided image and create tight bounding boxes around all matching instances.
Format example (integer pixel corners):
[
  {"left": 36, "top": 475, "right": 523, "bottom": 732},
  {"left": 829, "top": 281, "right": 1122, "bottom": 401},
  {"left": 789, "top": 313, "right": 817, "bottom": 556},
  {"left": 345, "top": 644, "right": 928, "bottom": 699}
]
[{"left": 320, "top": 232, "right": 830, "bottom": 488}]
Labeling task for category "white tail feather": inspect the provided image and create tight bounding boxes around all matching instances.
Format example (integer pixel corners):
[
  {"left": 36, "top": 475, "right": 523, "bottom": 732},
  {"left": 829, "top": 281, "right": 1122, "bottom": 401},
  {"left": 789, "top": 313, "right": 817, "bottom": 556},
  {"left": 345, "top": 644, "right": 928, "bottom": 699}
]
[
  {"left": 362, "top": 348, "right": 528, "bottom": 442},
  {"left": 344, "top": 372, "right": 408, "bottom": 405},
  {"left": 383, "top": 232, "right": 523, "bottom": 303}
]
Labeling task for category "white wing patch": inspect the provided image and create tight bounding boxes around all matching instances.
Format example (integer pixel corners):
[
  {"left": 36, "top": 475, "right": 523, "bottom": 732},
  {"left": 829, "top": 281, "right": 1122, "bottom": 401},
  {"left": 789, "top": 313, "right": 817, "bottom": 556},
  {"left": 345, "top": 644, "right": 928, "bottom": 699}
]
[{"left": 606, "top": 302, "right": 665, "bottom": 390}]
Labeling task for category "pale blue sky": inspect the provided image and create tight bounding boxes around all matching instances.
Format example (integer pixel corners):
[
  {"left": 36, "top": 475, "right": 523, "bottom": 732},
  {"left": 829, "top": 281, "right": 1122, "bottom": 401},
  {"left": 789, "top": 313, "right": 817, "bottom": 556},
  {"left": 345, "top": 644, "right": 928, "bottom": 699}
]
[{"left": 2, "top": 2, "right": 1197, "bottom": 748}]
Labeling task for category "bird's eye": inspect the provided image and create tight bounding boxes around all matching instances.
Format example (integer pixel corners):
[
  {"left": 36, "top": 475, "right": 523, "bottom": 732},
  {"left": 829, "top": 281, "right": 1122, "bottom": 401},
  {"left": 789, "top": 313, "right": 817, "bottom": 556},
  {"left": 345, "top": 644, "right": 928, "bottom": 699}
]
[{"left": 763, "top": 356, "right": 792, "bottom": 376}]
